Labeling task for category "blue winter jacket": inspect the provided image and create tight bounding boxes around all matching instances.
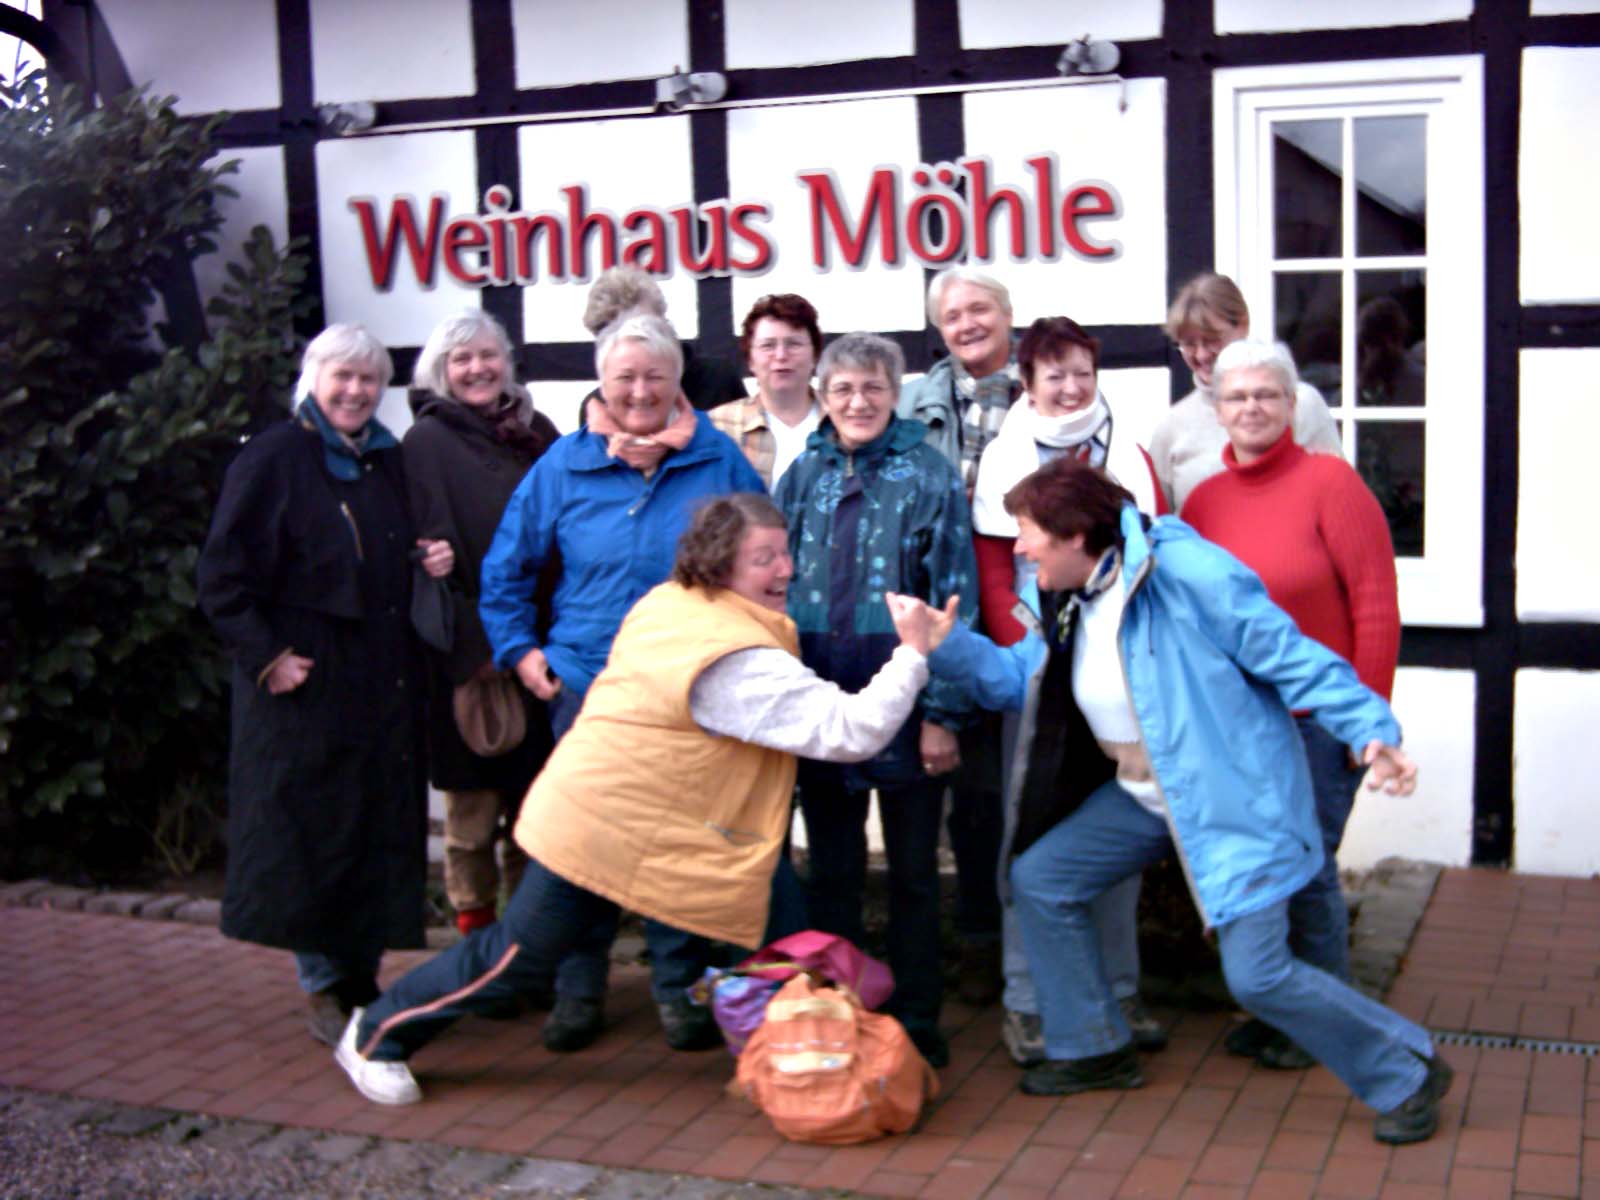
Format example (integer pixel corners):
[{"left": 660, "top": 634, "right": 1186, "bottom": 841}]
[
  {"left": 479, "top": 417, "right": 765, "bottom": 696},
  {"left": 929, "top": 505, "right": 1403, "bottom": 928},
  {"left": 775, "top": 414, "right": 977, "bottom": 789}
]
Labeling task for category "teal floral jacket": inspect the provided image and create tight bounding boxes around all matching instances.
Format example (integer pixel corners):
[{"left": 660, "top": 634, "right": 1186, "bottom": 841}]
[{"left": 774, "top": 414, "right": 977, "bottom": 787}]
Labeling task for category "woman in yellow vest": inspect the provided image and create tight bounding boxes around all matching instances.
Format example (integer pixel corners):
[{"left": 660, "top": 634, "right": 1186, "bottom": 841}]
[{"left": 333, "top": 493, "right": 944, "bottom": 1105}]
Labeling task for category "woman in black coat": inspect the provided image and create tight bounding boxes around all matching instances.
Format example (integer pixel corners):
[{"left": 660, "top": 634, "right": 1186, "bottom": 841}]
[
  {"left": 402, "top": 311, "right": 559, "bottom": 936},
  {"left": 197, "top": 324, "right": 455, "bottom": 1047}
]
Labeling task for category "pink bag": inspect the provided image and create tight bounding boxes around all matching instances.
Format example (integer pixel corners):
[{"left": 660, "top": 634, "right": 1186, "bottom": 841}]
[{"left": 738, "top": 931, "right": 895, "bottom": 1011}]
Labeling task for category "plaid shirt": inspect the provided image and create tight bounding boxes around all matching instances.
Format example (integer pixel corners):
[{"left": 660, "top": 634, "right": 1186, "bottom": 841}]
[{"left": 707, "top": 396, "right": 777, "bottom": 487}]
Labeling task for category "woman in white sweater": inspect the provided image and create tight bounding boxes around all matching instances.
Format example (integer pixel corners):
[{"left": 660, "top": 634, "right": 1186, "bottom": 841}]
[{"left": 1150, "top": 273, "right": 1342, "bottom": 512}]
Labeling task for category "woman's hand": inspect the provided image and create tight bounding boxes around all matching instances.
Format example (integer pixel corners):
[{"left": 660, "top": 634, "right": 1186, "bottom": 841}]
[
  {"left": 1361, "top": 741, "right": 1418, "bottom": 796},
  {"left": 920, "top": 721, "right": 961, "bottom": 776},
  {"left": 266, "top": 653, "right": 314, "bottom": 695},
  {"left": 417, "top": 538, "right": 454, "bottom": 579},
  {"left": 515, "top": 647, "right": 563, "bottom": 701},
  {"left": 886, "top": 593, "right": 959, "bottom": 656}
]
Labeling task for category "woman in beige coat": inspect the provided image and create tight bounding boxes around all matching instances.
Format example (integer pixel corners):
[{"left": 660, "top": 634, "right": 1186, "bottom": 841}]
[{"left": 334, "top": 494, "right": 943, "bottom": 1106}]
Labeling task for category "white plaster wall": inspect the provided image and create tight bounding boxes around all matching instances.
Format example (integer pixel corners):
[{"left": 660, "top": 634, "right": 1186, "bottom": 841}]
[
  {"left": 514, "top": 0, "right": 686, "bottom": 89},
  {"left": 959, "top": 0, "right": 1161, "bottom": 48},
  {"left": 726, "top": 0, "right": 912, "bottom": 68},
  {"left": 526, "top": 379, "right": 589, "bottom": 436},
  {"left": 1517, "top": 349, "right": 1600, "bottom": 622},
  {"left": 311, "top": 0, "right": 474, "bottom": 104},
  {"left": 99, "top": 0, "right": 280, "bottom": 114},
  {"left": 1530, "top": 1, "right": 1600, "bottom": 12},
  {"left": 375, "top": 385, "right": 413, "bottom": 437},
  {"left": 962, "top": 81, "right": 1168, "bottom": 327},
  {"left": 518, "top": 115, "right": 699, "bottom": 342},
  {"left": 316, "top": 129, "right": 481, "bottom": 347},
  {"left": 1338, "top": 667, "right": 1475, "bottom": 870},
  {"left": 1100, "top": 366, "right": 1171, "bottom": 456},
  {"left": 1513, "top": 670, "right": 1600, "bottom": 875},
  {"left": 1215, "top": 0, "right": 1469, "bottom": 33},
  {"left": 195, "top": 146, "right": 290, "bottom": 312},
  {"left": 727, "top": 97, "right": 924, "bottom": 335},
  {"left": 1520, "top": 48, "right": 1600, "bottom": 305}
]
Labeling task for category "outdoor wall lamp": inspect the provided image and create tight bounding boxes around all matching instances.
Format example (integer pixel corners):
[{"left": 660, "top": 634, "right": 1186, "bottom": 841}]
[
  {"left": 317, "top": 101, "right": 378, "bottom": 136},
  {"left": 655, "top": 68, "right": 728, "bottom": 112},
  {"left": 1057, "top": 35, "right": 1121, "bottom": 77}
]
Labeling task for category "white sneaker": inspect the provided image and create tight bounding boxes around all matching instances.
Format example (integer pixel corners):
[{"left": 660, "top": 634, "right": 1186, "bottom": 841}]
[{"left": 335, "top": 1008, "right": 421, "bottom": 1106}]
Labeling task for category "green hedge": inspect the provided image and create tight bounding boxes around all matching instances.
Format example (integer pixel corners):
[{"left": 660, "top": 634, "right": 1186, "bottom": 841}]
[{"left": 0, "top": 71, "right": 309, "bottom": 879}]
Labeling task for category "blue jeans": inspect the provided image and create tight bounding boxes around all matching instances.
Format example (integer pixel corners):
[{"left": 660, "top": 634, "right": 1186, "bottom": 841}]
[
  {"left": 1003, "top": 872, "right": 1140, "bottom": 1013},
  {"left": 295, "top": 949, "right": 381, "bottom": 996},
  {"left": 545, "top": 687, "right": 716, "bottom": 1006},
  {"left": 996, "top": 710, "right": 1142, "bottom": 1014},
  {"left": 799, "top": 775, "right": 944, "bottom": 1032},
  {"left": 1011, "top": 778, "right": 1433, "bottom": 1112},
  {"left": 1288, "top": 716, "right": 1364, "bottom": 981}
]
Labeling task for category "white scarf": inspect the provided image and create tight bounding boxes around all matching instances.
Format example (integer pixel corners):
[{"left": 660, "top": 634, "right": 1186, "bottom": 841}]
[{"left": 971, "top": 393, "right": 1113, "bottom": 536}]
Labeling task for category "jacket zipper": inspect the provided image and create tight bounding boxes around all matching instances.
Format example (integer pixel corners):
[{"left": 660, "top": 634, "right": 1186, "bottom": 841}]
[
  {"left": 1114, "top": 547, "right": 1213, "bottom": 929},
  {"left": 339, "top": 502, "right": 365, "bottom": 561}
]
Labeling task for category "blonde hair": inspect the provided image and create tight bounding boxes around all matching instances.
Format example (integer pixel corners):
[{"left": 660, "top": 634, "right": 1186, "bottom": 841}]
[{"left": 1165, "top": 273, "right": 1250, "bottom": 341}]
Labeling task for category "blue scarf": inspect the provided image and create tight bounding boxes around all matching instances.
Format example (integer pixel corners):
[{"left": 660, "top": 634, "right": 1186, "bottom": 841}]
[{"left": 296, "top": 397, "right": 397, "bottom": 481}]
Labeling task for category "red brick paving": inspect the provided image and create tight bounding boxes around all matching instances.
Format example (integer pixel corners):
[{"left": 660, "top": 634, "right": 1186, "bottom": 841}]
[{"left": 5, "top": 868, "right": 1600, "bottom": 1197}]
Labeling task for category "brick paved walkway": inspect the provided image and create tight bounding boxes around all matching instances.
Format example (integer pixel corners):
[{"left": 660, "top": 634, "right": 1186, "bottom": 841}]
[{"left": 3, "top": 867, "right": 1597, "bottom": 1199}]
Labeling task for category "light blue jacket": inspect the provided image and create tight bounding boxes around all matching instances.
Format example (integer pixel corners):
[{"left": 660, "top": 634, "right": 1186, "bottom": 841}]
[
  {"left": 479, "top": 418, "right": 764, "bottom": 696},
  {"left": 929, "top": 505, "right": 1403, "bottom": 928}
]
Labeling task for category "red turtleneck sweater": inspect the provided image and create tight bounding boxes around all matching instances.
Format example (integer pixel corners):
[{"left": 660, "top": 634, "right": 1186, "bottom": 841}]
[{"left": 1181, "top": 429, "right": 1399, "bottom": 700}]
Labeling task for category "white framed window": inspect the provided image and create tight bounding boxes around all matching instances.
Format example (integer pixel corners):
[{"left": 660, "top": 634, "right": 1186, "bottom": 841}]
[{"left": 1215, "top": 56, "right": 1485, "bottom": 627}]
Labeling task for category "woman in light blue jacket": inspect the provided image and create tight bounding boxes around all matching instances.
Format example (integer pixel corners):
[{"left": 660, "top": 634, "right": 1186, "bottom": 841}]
[{"left": 887, "top": 457, "right": 1450, "bottom": 1146}]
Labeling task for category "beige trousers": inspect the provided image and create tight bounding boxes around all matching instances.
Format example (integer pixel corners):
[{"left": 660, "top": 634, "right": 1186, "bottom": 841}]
[{"left": 442, "top": 788, "right": 529, "bottom": 911}]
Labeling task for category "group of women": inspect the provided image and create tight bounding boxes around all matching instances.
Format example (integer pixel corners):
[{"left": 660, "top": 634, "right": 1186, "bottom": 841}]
[{"left": 197, "top": 263, "right": 1449, "bottom": 1143}]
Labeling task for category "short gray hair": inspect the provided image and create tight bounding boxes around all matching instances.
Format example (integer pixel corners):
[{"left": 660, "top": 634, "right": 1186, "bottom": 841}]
[
  {"left": 295, "top": 324, "right": 392, "bottom": 403},
  {"left": 1213, "top": 338, "right": 1299, "bottom": 398},
  {"left": 595, "top": 312, "right": 684, "bottom": 382},
  {"left": 412, "top": 309, "right": 514, "bottom": 398},
  {"left": 817, "top": 332, "right": 904, "bottom": 400},
  {"left": 583, "top": 266, "right": 668, "bottom": 335},
  {"left": 926, "top": 266, "right": 1012, "bottom": 325}
]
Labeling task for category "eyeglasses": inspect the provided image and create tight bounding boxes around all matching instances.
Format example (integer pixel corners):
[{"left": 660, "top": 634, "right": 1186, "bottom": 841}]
[
  {"left": 825, "top": 381, "right": 890, "bottom": 401},
  {"left": 752, "top": 337, "right": 811, "bottom": 356}
]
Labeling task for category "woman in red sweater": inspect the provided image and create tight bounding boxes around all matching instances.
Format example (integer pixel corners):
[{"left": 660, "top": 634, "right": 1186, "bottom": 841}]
[{"left": 1182, "top": 338, "right": 1399, "bottom": 1071}]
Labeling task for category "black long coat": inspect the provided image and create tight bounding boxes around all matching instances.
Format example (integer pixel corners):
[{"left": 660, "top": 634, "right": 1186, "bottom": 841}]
[
  {"left": 196, "top": 419, "right": 427, "bottom": 957},
  {"left": 400, "top": 392, "right": 558, "bottom": 791}
]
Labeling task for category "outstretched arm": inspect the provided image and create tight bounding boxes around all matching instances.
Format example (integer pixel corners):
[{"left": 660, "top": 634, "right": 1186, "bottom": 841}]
[{"left": 689, "top": 646, "right": 929, "bottom": 762}]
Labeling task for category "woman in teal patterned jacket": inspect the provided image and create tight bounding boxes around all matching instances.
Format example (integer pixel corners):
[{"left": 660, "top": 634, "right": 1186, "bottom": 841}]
[{"left": 774, "top": 331, "right": 976, "bottom": 1069}]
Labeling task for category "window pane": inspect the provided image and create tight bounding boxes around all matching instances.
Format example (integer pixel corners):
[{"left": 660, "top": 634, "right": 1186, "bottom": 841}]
[
  {"left": 1273, "top": 119, "right": 1343, "bottom": 259},
  {"left": 1356, "top": 421, "right": 1425, "bottom": 557},
  {"left": 1356, "top": 270, "right": 1426, "bottom": 407},
  {"left": 1274, "top": 270, "right": 1342, "bottom": 400},
  {"left": 1355, "top": 115, "right": 1426, "bottom": 256}
]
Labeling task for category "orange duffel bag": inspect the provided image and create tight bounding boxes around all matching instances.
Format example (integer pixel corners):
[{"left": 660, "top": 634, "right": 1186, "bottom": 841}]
[{"left": 734, "top": 972, "right": 939, "bottom": 1144}]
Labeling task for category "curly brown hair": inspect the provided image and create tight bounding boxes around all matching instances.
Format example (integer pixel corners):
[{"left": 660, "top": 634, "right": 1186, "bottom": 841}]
[
  {"left": 672, "top": 494, "right": 788, "bottom": 590},
  {"left": 738, "top": 293, "right": 823, "bottom": 363}
]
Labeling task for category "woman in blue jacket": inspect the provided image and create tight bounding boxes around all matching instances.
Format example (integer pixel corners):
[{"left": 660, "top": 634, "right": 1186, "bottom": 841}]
[
  {"left": 479, "top": 312, "right": 766, "bottom": 1054},
  {"left": 888, "top": 457, "right": 1450, "bottom": 1145}
]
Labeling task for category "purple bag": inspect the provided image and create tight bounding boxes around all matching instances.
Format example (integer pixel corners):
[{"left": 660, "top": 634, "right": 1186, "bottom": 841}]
[{"left": 694, "top": 969, "right": 781, "bottom": 1055}]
